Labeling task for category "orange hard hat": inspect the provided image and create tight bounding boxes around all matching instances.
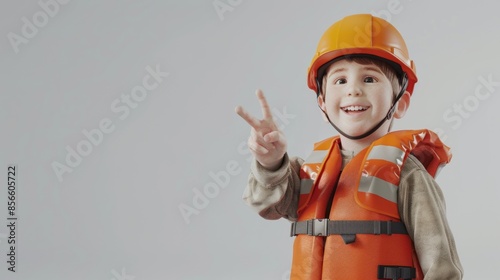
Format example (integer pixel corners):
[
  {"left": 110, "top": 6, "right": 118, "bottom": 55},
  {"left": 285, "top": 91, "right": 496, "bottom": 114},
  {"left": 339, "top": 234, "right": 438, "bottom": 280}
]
[{"left": 307, "top": 14, "right": 418, "bottom": 95}]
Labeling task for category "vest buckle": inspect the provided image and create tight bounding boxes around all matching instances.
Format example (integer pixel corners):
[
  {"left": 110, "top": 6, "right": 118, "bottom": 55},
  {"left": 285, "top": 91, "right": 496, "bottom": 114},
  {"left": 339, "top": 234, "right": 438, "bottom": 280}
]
[
  {"left": 307, "top": 219, "right": 329, "bottom": 236},
  {"left": 377, "top": 265, "right": 416, "bottom": 280}
]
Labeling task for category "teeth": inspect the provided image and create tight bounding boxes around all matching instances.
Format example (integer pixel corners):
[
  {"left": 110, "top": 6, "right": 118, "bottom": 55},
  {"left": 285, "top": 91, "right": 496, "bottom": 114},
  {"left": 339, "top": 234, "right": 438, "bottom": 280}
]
[{"left": 342, "top": 106, "right": 368, "bottom": 112}]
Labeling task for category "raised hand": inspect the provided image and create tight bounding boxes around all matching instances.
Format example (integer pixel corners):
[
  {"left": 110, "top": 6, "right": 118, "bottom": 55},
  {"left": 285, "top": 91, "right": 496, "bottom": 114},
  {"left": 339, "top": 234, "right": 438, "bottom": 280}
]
[{"left": 235, "top": 89, "right": 287, "bottom": 170}]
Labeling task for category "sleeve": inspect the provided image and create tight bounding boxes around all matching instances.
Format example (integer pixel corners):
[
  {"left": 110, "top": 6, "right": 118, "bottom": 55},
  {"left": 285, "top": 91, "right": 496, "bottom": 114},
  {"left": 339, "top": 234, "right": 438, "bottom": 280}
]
[
  {"left": 242, "top": 153, "right": 304, "bottom": 221},
  {"left": 398, "top": 155, "right": 464, "bottom": 280}
]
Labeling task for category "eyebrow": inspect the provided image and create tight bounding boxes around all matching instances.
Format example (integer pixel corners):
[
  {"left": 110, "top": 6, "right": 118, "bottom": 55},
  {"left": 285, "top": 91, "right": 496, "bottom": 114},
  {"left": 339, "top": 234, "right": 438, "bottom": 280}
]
[
  {"left": 327, "top": 66, "right": 384, "bottom": 79},
  {"left": 362, "top": 66, "right": 384, "bottom": 74},
  {"left": 327, "top": 67, "right": 347, "bottom": 78}
]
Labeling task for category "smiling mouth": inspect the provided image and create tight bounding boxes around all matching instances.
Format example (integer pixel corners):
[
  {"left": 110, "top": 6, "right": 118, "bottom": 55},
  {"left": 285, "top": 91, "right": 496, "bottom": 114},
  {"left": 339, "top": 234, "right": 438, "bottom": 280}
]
[{"left": 341, "top": 105, "right": 369, "bottom": 113}]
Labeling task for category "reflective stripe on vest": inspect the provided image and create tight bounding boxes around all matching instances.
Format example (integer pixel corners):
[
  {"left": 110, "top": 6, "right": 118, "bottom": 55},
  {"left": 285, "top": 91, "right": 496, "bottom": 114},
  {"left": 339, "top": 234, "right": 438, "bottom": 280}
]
[
  {"left": 300, "top": 150, "right": 329, "bottom": 195},
  {"left": 297, "top": 138, "right": 337, "bottom": 214},
  {"left": 358, "top": 145, "right": 406, "bottom": 206},
  {"left": 359, "top": 176, "right": 398, "bottom": 204}
]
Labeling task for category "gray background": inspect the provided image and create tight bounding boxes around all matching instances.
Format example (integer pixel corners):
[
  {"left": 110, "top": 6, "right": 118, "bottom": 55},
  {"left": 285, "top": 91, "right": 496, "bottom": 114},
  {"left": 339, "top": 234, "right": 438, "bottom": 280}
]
[{"left": 1, "top": 1, "right": 499, "bottom": 279}]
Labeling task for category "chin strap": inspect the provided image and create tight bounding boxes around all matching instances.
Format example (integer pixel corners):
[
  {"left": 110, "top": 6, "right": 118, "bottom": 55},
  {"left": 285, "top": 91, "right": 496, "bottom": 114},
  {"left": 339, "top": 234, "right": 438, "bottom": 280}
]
[{"left": 317, "top": 74, "right": 408, "bottom": 140}]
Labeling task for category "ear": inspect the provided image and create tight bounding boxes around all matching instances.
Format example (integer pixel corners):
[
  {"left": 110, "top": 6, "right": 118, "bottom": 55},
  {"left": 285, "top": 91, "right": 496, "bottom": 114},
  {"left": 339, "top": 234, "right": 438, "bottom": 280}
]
[
  {"left": 317, "top": 94, "right": 329, "bottom": 122},
  {"left": 393, "top": 91, "right": 411, "bottom": 119}
]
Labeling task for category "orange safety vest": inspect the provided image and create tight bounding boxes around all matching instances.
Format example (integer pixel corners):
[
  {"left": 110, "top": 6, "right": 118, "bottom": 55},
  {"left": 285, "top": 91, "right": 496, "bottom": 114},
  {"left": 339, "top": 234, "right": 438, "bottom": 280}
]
[{"left": 289, "top": 130, "right": 451, "bottom": 280}]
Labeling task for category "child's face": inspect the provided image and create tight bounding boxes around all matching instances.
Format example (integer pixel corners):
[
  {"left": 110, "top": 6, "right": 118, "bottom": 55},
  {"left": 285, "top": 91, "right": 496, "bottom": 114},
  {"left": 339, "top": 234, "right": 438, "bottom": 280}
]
[{"left": 319, "top": 59, "right": 395, "bottom": 139}]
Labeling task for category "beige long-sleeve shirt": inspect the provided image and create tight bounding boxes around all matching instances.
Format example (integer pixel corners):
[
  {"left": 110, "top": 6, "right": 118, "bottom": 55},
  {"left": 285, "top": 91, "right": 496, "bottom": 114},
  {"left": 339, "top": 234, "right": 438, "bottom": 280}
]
[{"left": 243, "top": 151, "right": 463, "bottom": 279}]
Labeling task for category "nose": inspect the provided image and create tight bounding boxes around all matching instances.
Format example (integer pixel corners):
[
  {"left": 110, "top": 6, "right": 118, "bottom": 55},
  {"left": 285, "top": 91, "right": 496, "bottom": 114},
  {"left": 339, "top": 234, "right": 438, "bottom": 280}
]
[{"left": 347, "top": 81, "right": 363, "bottom": 97}]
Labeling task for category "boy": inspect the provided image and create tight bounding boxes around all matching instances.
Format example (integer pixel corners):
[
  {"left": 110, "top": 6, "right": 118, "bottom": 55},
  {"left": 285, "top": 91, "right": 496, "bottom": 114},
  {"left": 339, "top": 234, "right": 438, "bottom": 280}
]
[{"left": 235, "top": 14, "right": 463, "bottom": 279}]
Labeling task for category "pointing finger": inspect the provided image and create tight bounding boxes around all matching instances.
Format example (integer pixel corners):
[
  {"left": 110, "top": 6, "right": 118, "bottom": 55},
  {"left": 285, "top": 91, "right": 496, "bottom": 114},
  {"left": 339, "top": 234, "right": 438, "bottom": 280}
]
[{"left": 256, "top": 89, "right": 273, "bottom": 121}]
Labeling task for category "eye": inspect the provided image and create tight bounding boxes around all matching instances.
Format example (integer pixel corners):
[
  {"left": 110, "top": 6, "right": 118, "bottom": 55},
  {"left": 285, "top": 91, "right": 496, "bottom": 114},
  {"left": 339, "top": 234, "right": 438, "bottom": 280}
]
[
  {"left": 334, "top": 78, "right": 347, "bottom": 85},
  {"left": 364, "top": 76, "right": 376, "bottom": 83}
]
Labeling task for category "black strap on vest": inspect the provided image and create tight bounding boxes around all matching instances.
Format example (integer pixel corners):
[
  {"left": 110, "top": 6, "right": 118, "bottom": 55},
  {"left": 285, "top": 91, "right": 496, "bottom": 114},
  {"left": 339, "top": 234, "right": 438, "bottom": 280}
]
[
  {"left": 378, "top": 265, "right": 416, "bottom": 280},
  {"left": 290, "top": 219, "right": 408, "bottom": 244}
]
